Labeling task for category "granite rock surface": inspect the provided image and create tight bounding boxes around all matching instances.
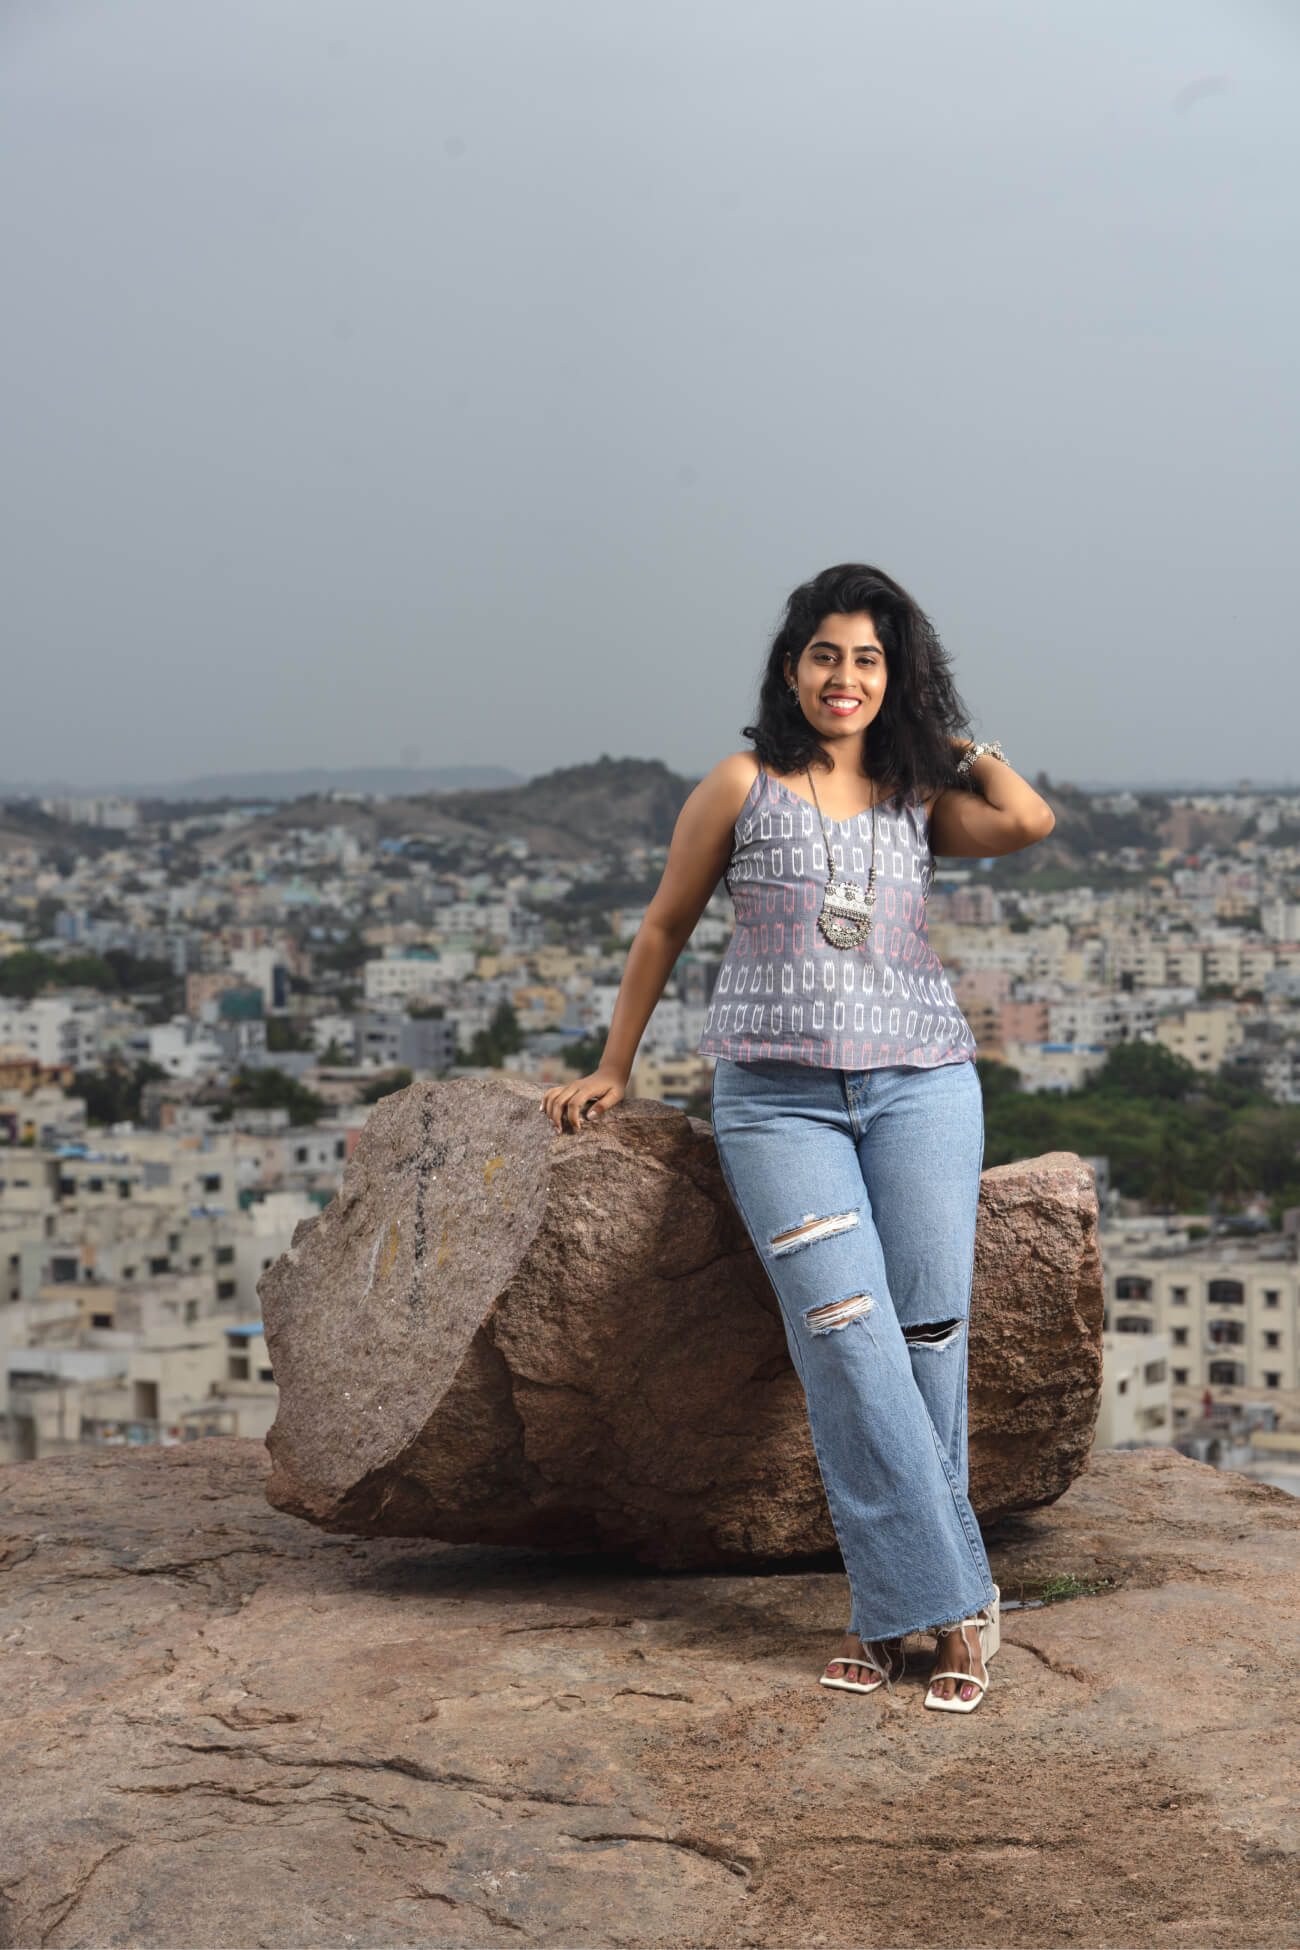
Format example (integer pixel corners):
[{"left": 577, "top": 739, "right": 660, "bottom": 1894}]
[
  {"left": 261, "top": 1079, "right": 1102, "bottom": 1562},
  {"left": 1, "top": 1441, "right": 1297, "bottom": 1948}
]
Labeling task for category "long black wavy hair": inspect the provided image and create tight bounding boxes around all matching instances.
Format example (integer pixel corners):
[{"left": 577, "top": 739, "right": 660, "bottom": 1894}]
[{"left": 742, "top": 562, "right": 972, "bottom": 802}]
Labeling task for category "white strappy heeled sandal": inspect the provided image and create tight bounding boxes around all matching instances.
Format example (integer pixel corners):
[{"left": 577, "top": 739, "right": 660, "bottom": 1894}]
[
  {"left": 819, "top": 1636, "right": 906, "bottom": 1696},
  {"left": 924, "top": 1584, "right": 1000, "bottom": 1715}
]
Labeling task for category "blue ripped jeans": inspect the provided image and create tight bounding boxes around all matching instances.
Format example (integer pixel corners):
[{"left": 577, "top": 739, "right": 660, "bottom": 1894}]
[{"left": 710, "top": 1054, "right": 996, "bottom": 1643}]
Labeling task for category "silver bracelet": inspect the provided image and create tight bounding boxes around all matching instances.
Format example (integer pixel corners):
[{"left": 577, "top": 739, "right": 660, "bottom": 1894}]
[{"left": 954, "top": 739, "right": 1007, "bottom": 778}]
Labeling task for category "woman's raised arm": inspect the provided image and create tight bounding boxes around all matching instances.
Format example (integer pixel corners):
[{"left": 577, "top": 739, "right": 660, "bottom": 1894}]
[
  {"left": 541, "top": 753, "right": 756, "bottom": 1132},
  {"left": 926, "top": 743, "right": 1055, "bottom": 858}
]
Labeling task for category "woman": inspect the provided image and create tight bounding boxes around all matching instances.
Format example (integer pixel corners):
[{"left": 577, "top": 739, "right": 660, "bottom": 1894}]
[{"left": 542, "top": 562, "right": 1054, "bottom": 1714}]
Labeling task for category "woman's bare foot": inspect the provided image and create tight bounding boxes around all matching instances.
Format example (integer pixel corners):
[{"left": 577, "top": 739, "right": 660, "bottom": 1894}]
[
  {"left": 927, "top": 1620, "right": 986, "bottom": 1704},
  {"left": 822, "top": 1631, "right": 904, "bottom": 1690}
]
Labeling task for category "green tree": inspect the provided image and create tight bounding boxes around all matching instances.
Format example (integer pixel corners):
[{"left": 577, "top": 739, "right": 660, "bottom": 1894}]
[
  {"left": 0, "top": 951, "right": 57, "bottom": 998},
  {"left": 975, "top": 1057, "right": 1022, "bottom": 1099},
  {"left": 75, "top": 1059, "right": 167, "bottom": 1127},
  {"left": 561, "top": 1035, "right": 607, "bottom": 1074},
  {"left": 266, "top": 1018, "right": 314, "bottom": 1053},
  {"left": 1212, "top": 1129, "right": 1250, "bottom": 1210},
  {"left": 57, "top": 954, "right": 120, "bottom": 991},
  {"left": 1148, "top": 1126, "right": 1193, "bottom": 1213},
  {"left": 361, "top": 1067, "right": 413, "bottom": 1103},
  {"left": 222, "top": 1067, "right": 325, "bottom": 1125},
  {"left": 320, "top": 928, "right": 370, "bottom": 973},
  {"left": 1095, "top": 1040, "right": 1196, "bottom": 1102},
  {"left": 102, "top": 948, "right": 175, "bottom": 992},
  {"left": 467, "top": 1001, "right": 524, "bottom": 1069}
]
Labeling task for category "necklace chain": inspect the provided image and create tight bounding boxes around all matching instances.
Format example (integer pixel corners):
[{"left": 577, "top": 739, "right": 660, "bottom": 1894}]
[{"left": 804, "top": 769, "right": 877, "bottom": 951}]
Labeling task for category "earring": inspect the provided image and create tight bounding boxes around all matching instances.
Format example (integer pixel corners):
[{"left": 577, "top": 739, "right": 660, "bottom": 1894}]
[{"left": 787, "top": 683, "right": 799, "bottom": 699}]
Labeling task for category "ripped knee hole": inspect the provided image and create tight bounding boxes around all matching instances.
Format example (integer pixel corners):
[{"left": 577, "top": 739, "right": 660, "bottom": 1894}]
[
  {"left": 770, "top": 1210, "right": 859, "bottom": 1255},
  {"left": 803, "top": 1293, "right": 873, "bottom": 1334},
  {"left": 903, "top": 1318, "right": 963, "bottom": 1348}
]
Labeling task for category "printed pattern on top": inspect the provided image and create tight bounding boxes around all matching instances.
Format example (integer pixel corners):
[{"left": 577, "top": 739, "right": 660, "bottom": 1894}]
[{"left": 697, "top": 769, "right": 977, "bottom": 1071}]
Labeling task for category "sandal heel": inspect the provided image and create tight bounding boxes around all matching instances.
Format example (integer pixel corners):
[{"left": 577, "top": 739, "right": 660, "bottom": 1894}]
[{"left": 980, "top": 1584, "right": 1000, "bottom": 1661}]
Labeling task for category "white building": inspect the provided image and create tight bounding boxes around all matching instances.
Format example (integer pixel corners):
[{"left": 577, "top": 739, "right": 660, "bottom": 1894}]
[
  {"left": 311, "top": 1013, "right": 356, "bottom": 1057},
  {"left": 127, "top": 1017, "right": 225, "bottom": 1080},
  {"left": 1102, "top": 1234, "right": 1300, "bottom": 1397},
  {"left": 39, "top": 795, "right": 140, "bottom": 831},
  {"left": 1094, "top": 1331, "right": 1173, "bottom": 1448},
  {"left": 1000, "top": 1041, "right": 1109, "bottom": 1093},
  {"left": 363, "top": 951, "right": 474, "bottom": 1001},
  {"left": 638, "top": 997, "right": 707, "bottom": 1056},
  {"left": 0, "top": 995, "right": 106, "bottom": 1070},
  {"left": 229, "top": 945, "right": 282, "bottom": 1008},
  {"left": 1262, "top": 901, "right": 1300, "bottom": 944},
  {"left": 436, "top": 901, "right": 520, "bottom": 940},
  {"left": 1045, "top": 993, "right": 1173, "bottom": 1048}
]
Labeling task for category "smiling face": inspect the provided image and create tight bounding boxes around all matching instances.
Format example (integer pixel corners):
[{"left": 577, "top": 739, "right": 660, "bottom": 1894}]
[{"left": 784, "top": 610, "right": 888, "bottom": 745}]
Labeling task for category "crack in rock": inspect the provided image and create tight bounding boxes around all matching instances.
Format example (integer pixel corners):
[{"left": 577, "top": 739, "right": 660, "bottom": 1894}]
[
  {"left": 1004, "top": 1635, "right": 1100, "bottom": 1685},
  {"left": 408, "top": 1889, "right": 529, "bottom": 1933},
  {"left": 31, "top": 1837, "right": 135, "bottom": 1949},
  {"left": 561, "top": 1828, "right": 763, "bottom": 1887},
  {"left": 166, "top": 1741, "right": 614, "bottom": 1810},
  {"left": 503, "top": 1614, "right": 636, "bottom": 1633}
]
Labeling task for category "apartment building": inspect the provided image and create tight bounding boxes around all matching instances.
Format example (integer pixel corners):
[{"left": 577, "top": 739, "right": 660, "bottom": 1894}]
[
  {"left": 509, "top": 985, "right": 568, "bottom": 1032},
  {"left": 364, "top": 950, "right": 475, "bottom": 1001},
  {"left": 1104, "top": 934, "right": 1296, "bottom": 991},
  {"left": 999, "top": 999, "right": 1049, "bottom": 1043},
  {"left": 627, "top": 1054, "right": 715, "bottom": 1105},
  {"left": 185, "top": 970, "right": 246, "bottom": 1016},
  {"left": 435, "top": 900, "right": 520, "bottom": 938},
  {"left": 1, "top": 1132, "right": 319, "bottom": 1313},
  {"left": 1155, "top": 1005, "right": 1245, "bottom": 1072},
  {"left": 1262, "top": 901, "right": 1300, "bottom": 944},
  {"left": 1, "top": 1276, "right": 278, "bottom": 1462},
  {"left": 356, "top": 1009, "right": 458, "bottom": 1072},
  {"left": 1102, "top": 1233, "right": 1299, "bottom": 1396},
  {"left": 959, "top": 997, "right": 1002, "bottom": 1049},
  {"left": 638, "top": 996, "right": 707, "bottom": 1056},
  {"left": 1094, "top": 1330, "right": 1173, "bottom": 1448},
  {"left": 0, "top": 1130, "right": 319, "bottom": 1462},
  {"left": 1046, "top": 991, "right": 1181, "bottom": 1048},
  {"left": 0, "top": 994, "right": 107, "bottom": 1069},
  {"left": 0, "top": 1078, "right": 85, "bottom": 1148},
  {"left": 999, "top": 1041, "right": 1108, "bottom": 1093}
]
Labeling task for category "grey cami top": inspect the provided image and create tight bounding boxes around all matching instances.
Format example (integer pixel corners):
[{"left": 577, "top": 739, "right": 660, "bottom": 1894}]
[{"left": 696, "top": 765, "right": 977, "bottom": 1070}]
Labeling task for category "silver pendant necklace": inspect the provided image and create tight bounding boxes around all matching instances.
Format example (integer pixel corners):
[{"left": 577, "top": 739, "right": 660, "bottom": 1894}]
[{"left": 805, "top": 768, "right": 877, "bottom": 950}]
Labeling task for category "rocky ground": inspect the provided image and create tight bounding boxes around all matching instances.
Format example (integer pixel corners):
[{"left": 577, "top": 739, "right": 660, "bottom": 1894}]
[{"left": 2, "top": 1440, "right": 1297, "bottom": 1949}]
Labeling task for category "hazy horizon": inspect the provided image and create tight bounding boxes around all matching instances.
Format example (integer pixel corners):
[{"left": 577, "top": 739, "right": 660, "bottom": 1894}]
[
  {"left": 6, "top": 755, "right": 1297, "bottom": 806},
  {"left": 3, "top": 0, "right": 1298, "bottom": 792}
]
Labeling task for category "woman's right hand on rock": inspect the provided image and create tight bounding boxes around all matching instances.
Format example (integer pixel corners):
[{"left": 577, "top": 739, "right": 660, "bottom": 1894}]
[{"left": 541, "top": 1069, "right": 627, "bottom": 1134}]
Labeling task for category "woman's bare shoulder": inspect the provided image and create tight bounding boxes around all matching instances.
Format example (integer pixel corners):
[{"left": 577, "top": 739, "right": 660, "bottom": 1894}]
[{"left": 692, "top": 750, "right": 762, "bottom": 815}]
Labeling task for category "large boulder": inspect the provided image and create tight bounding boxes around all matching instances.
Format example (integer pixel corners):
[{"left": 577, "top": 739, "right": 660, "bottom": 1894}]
[{"left": 261, "top": 1079, "right": 1101, "bottom": 1566}]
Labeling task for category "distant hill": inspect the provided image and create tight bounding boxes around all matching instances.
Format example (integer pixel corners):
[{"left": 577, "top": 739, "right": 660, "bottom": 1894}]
[
  {"left": 0, "top": 765, "right": 525, "bottom": 805},
  {"left": 198, "top": 757, "right": 698, "bottom": 862},
  {"left": 7, "top": 756, "right": 1291, "bottom": 869},
  {"left": 420, "top": 756, "right": 695, "bottom": 853}
]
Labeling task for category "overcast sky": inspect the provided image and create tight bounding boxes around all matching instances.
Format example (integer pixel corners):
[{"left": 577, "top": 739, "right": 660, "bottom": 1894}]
[{"left": 2, "top": 0, "right": 1297, "bottom": 792}]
